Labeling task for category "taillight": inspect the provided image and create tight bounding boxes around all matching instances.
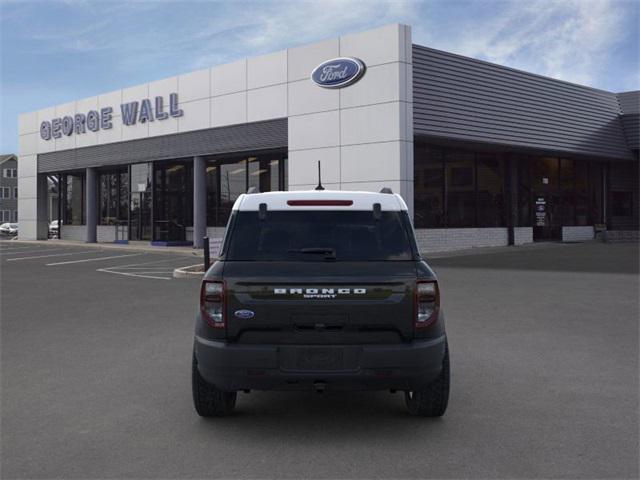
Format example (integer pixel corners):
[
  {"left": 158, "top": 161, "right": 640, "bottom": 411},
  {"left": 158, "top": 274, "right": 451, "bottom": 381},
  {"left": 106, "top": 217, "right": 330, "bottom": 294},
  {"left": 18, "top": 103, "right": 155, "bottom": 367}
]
[
  {"left": 200, "top": 280, "right": 225, "bottom": 328},
  {"left": 415, "top": 280, "right": 439, "bottom": 328}
]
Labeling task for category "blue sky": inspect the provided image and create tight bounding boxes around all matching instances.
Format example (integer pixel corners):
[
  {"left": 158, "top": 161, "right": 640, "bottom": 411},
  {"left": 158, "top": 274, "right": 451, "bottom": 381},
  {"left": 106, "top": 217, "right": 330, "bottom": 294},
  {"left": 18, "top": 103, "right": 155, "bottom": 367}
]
[{"left": 1, "top": 0, "right": 638, "bottom": 153}]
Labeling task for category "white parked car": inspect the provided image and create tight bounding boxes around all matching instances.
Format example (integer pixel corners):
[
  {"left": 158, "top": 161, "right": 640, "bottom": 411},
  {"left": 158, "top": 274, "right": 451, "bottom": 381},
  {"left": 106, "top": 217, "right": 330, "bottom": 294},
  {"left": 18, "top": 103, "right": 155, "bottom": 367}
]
[
  {"left": 49, "top": 220, "right": 60, "bottom": 238},
  {"left": 0, "top": 223, "right": 18, "bottom": 236}
]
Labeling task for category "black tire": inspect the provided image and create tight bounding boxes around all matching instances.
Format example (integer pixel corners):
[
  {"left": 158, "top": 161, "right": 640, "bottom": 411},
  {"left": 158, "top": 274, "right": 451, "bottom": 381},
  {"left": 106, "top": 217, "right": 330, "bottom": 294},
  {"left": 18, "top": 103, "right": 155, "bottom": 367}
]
[
  {"left": 405, "top": 342, "right": 450, "bottom": 417},
  {"left": 192, "top": 354, "right": 237, "bottom": 417}
]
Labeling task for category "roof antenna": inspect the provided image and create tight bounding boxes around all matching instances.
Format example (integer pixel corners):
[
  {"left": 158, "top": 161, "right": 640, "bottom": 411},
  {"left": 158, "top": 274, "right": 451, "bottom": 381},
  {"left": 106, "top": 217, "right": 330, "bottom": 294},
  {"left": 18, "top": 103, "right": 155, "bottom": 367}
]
[{"left": 315, "top": 161, "right": 325, "bottom": 191}]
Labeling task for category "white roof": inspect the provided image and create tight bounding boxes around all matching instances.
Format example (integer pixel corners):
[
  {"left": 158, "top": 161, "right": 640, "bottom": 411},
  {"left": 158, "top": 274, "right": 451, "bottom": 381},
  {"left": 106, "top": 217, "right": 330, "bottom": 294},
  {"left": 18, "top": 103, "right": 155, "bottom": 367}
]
[{"left": 234, "top": 190, "right": 408, "bottom": 211}]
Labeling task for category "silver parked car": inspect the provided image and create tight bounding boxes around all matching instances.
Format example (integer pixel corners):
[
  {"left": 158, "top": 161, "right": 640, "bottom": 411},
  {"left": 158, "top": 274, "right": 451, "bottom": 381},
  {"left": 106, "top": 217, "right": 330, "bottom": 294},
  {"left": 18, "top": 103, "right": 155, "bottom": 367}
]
[{"left": 0, "top": 223, "right": 18, "bottom": 236}]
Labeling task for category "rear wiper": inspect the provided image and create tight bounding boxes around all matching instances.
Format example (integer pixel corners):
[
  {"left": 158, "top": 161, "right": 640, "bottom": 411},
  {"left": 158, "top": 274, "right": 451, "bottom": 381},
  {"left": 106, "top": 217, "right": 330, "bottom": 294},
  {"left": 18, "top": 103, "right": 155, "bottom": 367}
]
[{"left": 288, "top": 247, "right": 337, "bottom": 260}]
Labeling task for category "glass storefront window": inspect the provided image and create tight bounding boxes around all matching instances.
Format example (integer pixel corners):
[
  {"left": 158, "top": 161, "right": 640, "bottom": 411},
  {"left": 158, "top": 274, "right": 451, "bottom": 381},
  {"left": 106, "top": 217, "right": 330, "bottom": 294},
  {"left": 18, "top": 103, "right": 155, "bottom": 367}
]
[
  {"left": 154, "top": 162, "right": 192, "bottom": 241},
  {"left": 609, "top": 162, "right": 639, "bottom": 230},
  {"left": 207, "top": 152, "right": 287, "bottom": 227},
  {"left": 130, "top": 163, "right": 152, "bottom": 194},
  {"left": 517, "top": 157, "right": 532, "bottom": 227},
  {"left": 477, "top": 154, "right": 505, "bottom": 227},
  {"left": 130, "top": 163, "right": 153, "bottom": 241},
  {"left": 414, "top": 142, "right": 609, "bottom": 234},
  {"left": 446, "top": 151, "right": 476, "bottom": 227},
  {"left": 205, "top": 165, "right": 220, "bottom": 227},
  {"left": 589, "top": 162, "right": 603, "bottom": 224},
  {"left": 560, "top": 159, "right": 576, "bottom": 225},
  {"left": 612, "top": 192, "right": 633, "bottom": 217},
  {"left": 414, "top": 145, "right": 444, "bottom": 228},
  {"left": 574, "top": 161, "right": 588, "bottom": 226},
  {"left": 62, "top": 173, "right": 85, "bottom": 225},
  {"left": 414, "top": 144, "right": 506, "bottom": 228},
  {"left": 220, "top": 160, "right": 246, "bottom": 224},
  {"left": 98, "top": 169, "right": 128, "bottom": 225},
  {"left": 119, "top": 171, "right": 129, "bottom": 221}
]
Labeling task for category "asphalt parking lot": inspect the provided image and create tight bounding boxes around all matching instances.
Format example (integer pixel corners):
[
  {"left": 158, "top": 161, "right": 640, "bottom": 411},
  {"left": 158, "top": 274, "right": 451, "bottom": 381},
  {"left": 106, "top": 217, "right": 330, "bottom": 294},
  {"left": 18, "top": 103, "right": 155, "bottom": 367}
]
[{"left": 1, "top": 240, "right": 638, "bottom": 479}]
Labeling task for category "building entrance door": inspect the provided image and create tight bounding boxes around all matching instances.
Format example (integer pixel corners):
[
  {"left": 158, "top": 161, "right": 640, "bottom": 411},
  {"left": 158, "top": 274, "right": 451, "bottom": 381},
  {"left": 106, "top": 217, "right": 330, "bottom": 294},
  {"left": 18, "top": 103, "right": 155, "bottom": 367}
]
[
  {"left": 130, "top": 192, "right": 152, "bottom": 241},
  {"left": 532, "top": 192, "right": 561, "bottom": 240},
  {"left": 532, "top": 157, "right": 561, "bottom": 241}
]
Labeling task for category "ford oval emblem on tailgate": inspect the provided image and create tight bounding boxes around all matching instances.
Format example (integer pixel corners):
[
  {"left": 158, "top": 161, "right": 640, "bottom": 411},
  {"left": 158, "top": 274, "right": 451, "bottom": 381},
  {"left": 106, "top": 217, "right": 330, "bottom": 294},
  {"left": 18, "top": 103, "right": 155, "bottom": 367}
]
[{"left": 234, "top": 309, "right": 255, "bottom": 319}]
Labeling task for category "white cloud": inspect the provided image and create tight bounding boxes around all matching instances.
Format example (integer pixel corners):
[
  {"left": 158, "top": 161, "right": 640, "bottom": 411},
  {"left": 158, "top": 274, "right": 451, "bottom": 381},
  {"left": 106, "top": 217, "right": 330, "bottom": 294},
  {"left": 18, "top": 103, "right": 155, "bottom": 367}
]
[
  {"left": 414, "top": 0, "right": 636, "bottom": 89},
  {"left": 188, "top": 0, "right": 418, "bottom": 69}
]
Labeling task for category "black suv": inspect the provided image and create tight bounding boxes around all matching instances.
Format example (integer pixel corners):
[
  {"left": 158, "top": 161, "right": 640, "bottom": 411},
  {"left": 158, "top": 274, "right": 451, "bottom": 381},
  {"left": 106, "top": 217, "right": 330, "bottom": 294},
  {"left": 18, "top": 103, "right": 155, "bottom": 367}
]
[{"left": 192, "top": 190, "right": 449, "bottom": 416}]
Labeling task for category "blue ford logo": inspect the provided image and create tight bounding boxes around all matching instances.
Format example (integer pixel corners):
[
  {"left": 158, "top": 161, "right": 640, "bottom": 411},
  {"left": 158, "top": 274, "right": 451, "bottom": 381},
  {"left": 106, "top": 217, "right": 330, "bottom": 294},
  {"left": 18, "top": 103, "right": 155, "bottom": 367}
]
[
  {"left": 311, "top": 57, "right": 366, "bottom": 89},
  {"left": 234, "top": 309, "right": 255, "bottom": 319}
]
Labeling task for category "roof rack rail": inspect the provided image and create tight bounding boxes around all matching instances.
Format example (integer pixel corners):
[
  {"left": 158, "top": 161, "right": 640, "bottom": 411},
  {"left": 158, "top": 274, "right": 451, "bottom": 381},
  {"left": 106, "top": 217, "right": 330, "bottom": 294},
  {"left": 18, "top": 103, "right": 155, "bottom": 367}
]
[
  {"left": 380, "top": 187, "right": 393, "bottom": 194},
  {"left": 246, "top": 186, "right": 259, "bottom": 194}
]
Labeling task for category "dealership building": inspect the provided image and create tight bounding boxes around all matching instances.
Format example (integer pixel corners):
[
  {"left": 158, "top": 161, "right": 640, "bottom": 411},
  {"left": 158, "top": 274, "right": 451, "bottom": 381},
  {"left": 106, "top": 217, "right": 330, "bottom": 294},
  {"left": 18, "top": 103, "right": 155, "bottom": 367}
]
[{"left": 17, "top": 24, "right": 639, "bottom": 252}]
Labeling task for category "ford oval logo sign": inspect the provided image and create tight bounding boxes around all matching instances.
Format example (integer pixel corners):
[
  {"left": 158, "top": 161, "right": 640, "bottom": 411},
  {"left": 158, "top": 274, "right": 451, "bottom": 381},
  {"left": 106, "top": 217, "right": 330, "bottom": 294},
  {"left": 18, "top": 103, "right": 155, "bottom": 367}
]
[
  {"left": 234, "top": 309, "right": 255, "bottom": 319},
  {"left": 311, "top": 57, "right": 366, "bottom": 89}
]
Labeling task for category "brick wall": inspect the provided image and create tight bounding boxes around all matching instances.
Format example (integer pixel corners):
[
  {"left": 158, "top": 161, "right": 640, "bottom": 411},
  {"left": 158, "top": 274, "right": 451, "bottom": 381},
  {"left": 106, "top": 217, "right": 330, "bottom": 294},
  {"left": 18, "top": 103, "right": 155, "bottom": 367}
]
[
  {"left": 97, "top": 225, "right": 115, "bottom": 242},
  {"left": 514, "top": 227, "right": 533, "bottom": 245},
  {"left": 605, "top": 230, "right": 640, "bottom": 242},
  {"left": 60, "top": 225, "right": 86, "bottom": 241},
  {"left": 206, "top": 227, "right": 227, "bottom": 240},
  {"left": 562, "top": 226, "right": 594, "bottom": 242},
  {"left": 96, "top": 225, "right": 128, "bottom": 242},
  {"left": 415, "top": 228, "right": 510, "bottom": 253}
]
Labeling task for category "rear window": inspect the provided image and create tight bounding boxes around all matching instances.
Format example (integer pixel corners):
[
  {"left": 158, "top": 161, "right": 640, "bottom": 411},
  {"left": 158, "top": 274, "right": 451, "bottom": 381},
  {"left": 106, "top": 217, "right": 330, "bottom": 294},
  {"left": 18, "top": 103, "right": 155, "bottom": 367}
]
[{"left": 226, "top": 210, "right": 415, "bottom": 261}]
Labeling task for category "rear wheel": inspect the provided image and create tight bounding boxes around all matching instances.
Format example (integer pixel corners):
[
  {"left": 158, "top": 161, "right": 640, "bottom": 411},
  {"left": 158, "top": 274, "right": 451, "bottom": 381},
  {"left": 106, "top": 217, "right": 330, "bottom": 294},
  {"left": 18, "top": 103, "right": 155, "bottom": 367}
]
[
  {"left": 192, "top": 354, "right": 237, "bottom": 417},
  {"left": 405, "top": 342, "right": 450, "bottom": 417}
]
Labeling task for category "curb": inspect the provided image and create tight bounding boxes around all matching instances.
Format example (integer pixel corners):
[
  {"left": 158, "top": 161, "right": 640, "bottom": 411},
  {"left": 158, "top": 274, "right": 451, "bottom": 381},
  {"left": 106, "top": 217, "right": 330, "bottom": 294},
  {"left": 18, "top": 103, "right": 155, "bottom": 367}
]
[{"left": 173, "top": 264, "right": 204, "bottom": 279}]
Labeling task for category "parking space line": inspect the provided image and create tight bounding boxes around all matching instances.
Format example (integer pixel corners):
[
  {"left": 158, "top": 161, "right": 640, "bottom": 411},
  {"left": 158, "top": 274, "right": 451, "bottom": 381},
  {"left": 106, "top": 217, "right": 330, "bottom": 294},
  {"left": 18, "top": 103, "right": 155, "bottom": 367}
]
[
  {"left": 96, "top": 269, "right": 172, "bottom": 280},
  {"left": 7, "top": 250, "right": 99, "bottom": 262},
  {"left": 109, "top": 267, "right": 177, "bottom": 271},
  {"left": 101, "top": 257, "right": 193, "bottom": 269},
  {"left": 0, "top": 246, "right": 48, "bottom": 253},
  {"left": 96, "top": 256, "right": 193, "bottom": 280},
  {"left": 1, "top": 248, "right": 72, "bottom": 256},
  {"left": 46, "top": 253, "right": 142, "bottom": 266}
]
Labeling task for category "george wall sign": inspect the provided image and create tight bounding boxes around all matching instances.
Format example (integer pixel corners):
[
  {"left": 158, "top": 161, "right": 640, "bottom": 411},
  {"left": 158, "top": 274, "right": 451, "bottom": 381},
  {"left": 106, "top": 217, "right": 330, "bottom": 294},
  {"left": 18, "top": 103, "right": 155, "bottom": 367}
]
[
  {"left": 311, "top": 57, "right": 366, "bottom": 89},
  {"left": 40, "top": 93, "right": 184, "bottom": 140}
]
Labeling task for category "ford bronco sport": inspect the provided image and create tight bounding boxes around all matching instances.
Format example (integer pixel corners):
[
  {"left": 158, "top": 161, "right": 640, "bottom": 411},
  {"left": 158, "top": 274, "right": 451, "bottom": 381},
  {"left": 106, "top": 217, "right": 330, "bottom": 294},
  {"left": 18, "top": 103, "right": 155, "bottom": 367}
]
[{"left": 192, "top": 189, "right": 450, "bottom": 416}]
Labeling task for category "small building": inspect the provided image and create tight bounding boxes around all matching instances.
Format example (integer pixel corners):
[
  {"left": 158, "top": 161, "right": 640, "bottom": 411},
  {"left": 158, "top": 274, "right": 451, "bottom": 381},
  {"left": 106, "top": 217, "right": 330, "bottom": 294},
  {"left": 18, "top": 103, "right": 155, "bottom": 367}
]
[
  {"left": 0, "top": 154, "right": 18, "bottom": 224},
  {"left": 17, "top": 24, "right": 639, "bottom": 251}
]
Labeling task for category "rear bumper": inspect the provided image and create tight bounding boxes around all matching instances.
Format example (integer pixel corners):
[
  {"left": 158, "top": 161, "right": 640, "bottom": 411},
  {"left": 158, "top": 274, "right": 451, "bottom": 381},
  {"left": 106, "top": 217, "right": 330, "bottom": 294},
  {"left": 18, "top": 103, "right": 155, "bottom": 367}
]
[{"left": 194, "top": 335, "right": 447, "bottom": 392}]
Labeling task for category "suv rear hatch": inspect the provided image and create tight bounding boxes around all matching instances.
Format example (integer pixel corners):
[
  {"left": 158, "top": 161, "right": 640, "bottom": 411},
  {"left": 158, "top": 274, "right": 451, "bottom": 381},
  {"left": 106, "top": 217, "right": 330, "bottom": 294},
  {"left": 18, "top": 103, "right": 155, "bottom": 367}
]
[{"left": 221, "top": 208, "right": 419, "bottom": 344}]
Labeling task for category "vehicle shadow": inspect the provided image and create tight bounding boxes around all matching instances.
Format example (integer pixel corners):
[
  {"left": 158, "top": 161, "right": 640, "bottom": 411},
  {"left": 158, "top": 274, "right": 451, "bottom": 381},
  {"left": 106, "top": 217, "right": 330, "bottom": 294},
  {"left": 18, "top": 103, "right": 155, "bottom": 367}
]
[{"left": 191, "top": 390, "right": 445, "bottom": 442}]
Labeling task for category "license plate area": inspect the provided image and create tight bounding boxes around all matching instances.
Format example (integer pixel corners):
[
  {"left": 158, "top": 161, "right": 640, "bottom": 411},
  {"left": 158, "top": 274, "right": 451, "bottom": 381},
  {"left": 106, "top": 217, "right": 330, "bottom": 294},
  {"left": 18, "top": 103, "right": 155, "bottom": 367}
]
[{"left": 279, "top": 346, "right": 360, "bottom": 372}]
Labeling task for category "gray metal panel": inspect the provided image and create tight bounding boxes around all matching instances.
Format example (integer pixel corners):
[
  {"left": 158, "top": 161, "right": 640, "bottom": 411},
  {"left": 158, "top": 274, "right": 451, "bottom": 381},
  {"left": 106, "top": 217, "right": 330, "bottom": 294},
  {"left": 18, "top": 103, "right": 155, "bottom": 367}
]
[
  {"left": 412, "top": 44, "right": 633, "bottom": 160},
  {"left": 38, "top": 119, "right": 287, "bottom": 173},
  {"left": 617, "top": 91, "right": 639, "bottom": 150},
  {"left": 617, "top": 91, "right": 640, "bottom": 114},
  {"left": 619, "top": 114, "right": 639, "bottom": 150}
]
